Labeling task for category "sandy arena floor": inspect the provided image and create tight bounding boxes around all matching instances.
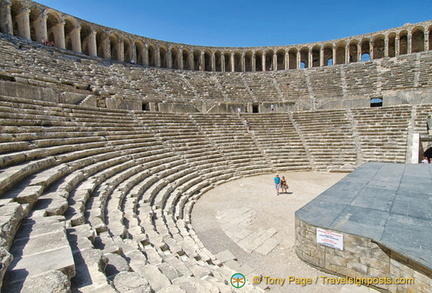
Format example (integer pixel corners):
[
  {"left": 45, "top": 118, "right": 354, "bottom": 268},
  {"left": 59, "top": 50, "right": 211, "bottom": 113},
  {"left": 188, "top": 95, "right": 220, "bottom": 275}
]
[{"left": 192, "top": 172, "right": 379, "bottom": 293}]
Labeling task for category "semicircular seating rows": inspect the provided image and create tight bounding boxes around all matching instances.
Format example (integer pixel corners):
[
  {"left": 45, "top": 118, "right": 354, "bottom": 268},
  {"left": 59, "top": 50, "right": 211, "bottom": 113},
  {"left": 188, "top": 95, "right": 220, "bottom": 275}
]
[{"left": 1, "top": 34, "right": 432, "bottom": 293}]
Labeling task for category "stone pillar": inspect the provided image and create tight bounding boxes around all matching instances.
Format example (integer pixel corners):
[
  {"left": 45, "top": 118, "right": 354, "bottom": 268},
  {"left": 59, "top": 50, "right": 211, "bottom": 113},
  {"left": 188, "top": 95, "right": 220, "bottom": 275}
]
[
  {"left": 143, "top": 44, "right": 149, "bottom": 66},
  {"left": 118, "top": 39, "right": 124, "bottom": 62},
  {"left": 285, "top": 51, "right": 289, "bottom": 69},
  {"left": 131, "top": 42, "right": 137, "bottom": 63},
  {"left": 200, "top": 51, "right": 205, "bottom": 71},
  {"left": 35, "top": 10, "right": 48, "bottom": 44},
  {"left": 384, "top": 37, "right": 389, "bottom": 57},
  {"left": 71, "top": 25, "right": 82, "bottom": 53},
  {"left": 369, "top": 41, "right": 373, "bottom": 60},
  {"left": 230, "top": 52, "right": 235, "bottom": 72},
  {"left": 88, "top": 30, "right": 97, "bottom": 56},
  {"left": 395, "top": 36, "right": 400, "bottom": 56},
  {"left": 103, "top": 37, "right": 110, "bottom": 59},
  {"left": 332, "top": 46, "right": 336, "bottom": 65},
  {"left": 167, "top": 47, "right": 172, "bottom": 69},
  {"left": 16, "top": 8, "right": 31, "bottom": 40},
  {"left": 273, "top": 53, "right": 277, "bottom": 71},
  {"left": 53, "top": 20, "right": 66, "bottom": 49},
  {"left": 211, "top": 52, "right": 215, "bottom": 71},
  {"left": 179, "top": 48, "right": 184, "bottom": 70},
  {"left": 241, "top": 52, "right": 246, "bottom": 72},
  {"left": 221, "top": 54, "right": 225, "bottom": 72},
  {"left": 0, "top": 0, "right": 12, "bottom": 35},
  {"left": 425, "top": 31, "right": 429, "bottom": 52},
  {"left": 357, "top": 43, "right": 362, "bottom": 62},
  {"left": 407, "top": 33, "right": 412, "bottom": 54},
  {"left": 308, "top": 50, "right": 313, "bottom": 68},
  {"left": 262, "top": 52, "right": 266, "bottom": 72},
  {"left": 252, "top": 52, "right": 256, "bottom": 72},
  {"left": 345, "top": 43, "right": 350, "bottom": 63},
  {"left": 156, "top": 46, "right": 161, "bottom": 67},
  {"left": 320, "top": 46, "right": 324, "bottom": 67}
]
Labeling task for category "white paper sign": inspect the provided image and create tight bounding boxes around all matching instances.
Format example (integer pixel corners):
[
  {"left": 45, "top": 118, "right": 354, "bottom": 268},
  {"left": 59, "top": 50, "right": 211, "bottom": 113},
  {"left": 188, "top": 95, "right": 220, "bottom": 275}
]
[{"left": 316, "top": 228, "right": 343, "bottom": 250}]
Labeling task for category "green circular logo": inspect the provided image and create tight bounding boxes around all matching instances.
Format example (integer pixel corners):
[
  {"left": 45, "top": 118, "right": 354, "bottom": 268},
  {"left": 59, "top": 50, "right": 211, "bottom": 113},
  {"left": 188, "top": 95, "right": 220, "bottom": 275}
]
[{"left": 230, "top": 273, "right": 246, "bottom": 288}]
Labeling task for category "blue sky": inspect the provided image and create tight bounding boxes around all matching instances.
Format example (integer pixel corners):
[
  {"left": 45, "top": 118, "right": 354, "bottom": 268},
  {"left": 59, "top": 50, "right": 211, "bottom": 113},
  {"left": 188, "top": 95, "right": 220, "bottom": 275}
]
[{"left": 35, "top": 0, "right": 432, "bottom": 47}]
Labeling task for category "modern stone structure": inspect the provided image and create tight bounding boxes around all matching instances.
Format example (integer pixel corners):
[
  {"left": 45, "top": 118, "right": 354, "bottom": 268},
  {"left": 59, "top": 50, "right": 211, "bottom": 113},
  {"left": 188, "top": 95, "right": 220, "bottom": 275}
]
[
  {"left": 295, "top": 162, "right": 432, "bottom": 293},
  {"left": 0, "top": 0, "right": 432, "bottom": 292}
]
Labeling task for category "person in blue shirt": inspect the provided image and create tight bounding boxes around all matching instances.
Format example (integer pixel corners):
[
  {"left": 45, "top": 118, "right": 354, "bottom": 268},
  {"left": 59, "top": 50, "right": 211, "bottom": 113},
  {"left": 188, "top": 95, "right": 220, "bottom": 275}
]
[{"left": 274, "top": 174, "right": 281, "bottom": 195}]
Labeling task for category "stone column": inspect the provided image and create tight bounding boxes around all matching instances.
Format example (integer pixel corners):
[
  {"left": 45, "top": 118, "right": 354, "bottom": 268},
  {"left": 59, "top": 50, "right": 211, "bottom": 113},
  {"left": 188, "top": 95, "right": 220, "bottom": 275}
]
[
  {"left": 395, "top": 35, "right": 400, "bottom": 56},
  {"left": 103, "top": 37, "right": 110, "bottom": 59},
  {"left": 425, "top": 31, "right": 429, "bottom": 52},
  {"left": 285, "top": 51, "right": 289, "bottom": 69},
  {"left": 53, "top": 20, "right": 66, "bottom": 49},
  {"left": 345, "top": 43, "right": 350, "bottom": 63},
  {"left": 200, "top": 51, "right": 205, "bottom": 71},
  {"left": 34, "top": 10, "right": 48, "bottom": 44},
  {"left": 384, "top": 37, "right": 389, "bottom": 57},
  {"left": 221, "top": 54, "right": 225, "bottom": 72},
  {"left": 143, "top": 44, "right": 149, "bottom": 66},
  {"left": 167, "top": 47, "right": 172, "bottom": 69},
  {"left": 0, "top": 0, "right": 12, "bottom": 35},
  {"left": 357, "top": 43, "right": 362, "bottom": 62},
  {"left": 156, "top": 46, "right": 161, "bottom": 67},
  {"left": 211, "top": 52, "right": 215, "bottom": 71},
  {"left": 88, "top": 30, "right": 97, "bottom": 56},
  {"left": 241, "top": 52, "right": 246, "bottom": 72},
  {"left": 252, "top": 52, "right": 256, "bottom": 72},
  {"left": 407, "top": 33, "right": 412, "bottom": 54},
  {"left": 230, "top": 52, "right": 235, "bottom": 72},
  {"left": 16, "top": 8, "right": 31, "bottom": 40},
  {"left": 262, "top": 52, "right": 266, "bottom": 72},
  {"left": 130, "top": 42, "right": 137, "bottom": 63},
  {"left": 179, "top": 48, "right": 184, "bottom": 69},
  {"left": 369, "top": 41, "right": 373, "bottom": 60},
  {"left": 308, "top": 50, "right": 313, "bottom": 68},
  {"left": 320, "top": 47, "right": 324, "bottom": 67},
  {"left": 118, "top": 39, "right": 124, "bottom": 62},
  {"left": 273, "top": 53, "right": 277, "bottom": 71},
  {"left": 332, "top": 46, "right": 336, "bottom": 65},
  {"left": 71, "top": 25, "right": 82, "bottom": 53}
]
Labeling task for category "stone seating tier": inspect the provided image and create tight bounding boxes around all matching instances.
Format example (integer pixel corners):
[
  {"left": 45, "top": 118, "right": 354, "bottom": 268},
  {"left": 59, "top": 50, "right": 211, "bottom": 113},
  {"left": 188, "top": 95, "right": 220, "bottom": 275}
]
[{"left": 0, "top": 95, "right": 425, "bottom": 292}]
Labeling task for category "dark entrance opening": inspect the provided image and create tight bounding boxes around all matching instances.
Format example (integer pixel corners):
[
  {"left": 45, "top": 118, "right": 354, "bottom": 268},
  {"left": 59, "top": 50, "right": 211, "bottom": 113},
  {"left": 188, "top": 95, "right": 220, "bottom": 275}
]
[
  {"left": 252, "top": 104, "right": 259, "bottom": 113},
  {"left": 370, "top": 97, "right": 383, "bottom": 107},
  {"left": 424, "top": 147, "right": 432, "bottom": 161},
  {"left": 142, "top": 102, "right": 150, "bottom": 111}
]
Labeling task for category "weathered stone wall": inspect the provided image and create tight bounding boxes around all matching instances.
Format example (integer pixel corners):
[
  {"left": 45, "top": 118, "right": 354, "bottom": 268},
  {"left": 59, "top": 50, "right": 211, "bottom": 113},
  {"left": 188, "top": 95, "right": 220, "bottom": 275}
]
[{"left": 295, "top": 217, "right": 432, "bottom": 293}]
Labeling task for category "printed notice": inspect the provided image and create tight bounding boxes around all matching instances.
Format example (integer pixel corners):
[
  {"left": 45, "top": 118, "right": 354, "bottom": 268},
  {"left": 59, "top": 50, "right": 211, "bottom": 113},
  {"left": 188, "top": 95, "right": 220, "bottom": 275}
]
[{"left": 316, "top": 228, "right": 343, "bottom": 250}]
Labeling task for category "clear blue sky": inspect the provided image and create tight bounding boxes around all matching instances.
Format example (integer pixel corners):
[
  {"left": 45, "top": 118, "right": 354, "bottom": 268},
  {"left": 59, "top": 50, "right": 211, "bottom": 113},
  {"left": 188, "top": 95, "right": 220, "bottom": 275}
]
[{"left": 35, "top": 0, "right": 432, "bottom": 47}]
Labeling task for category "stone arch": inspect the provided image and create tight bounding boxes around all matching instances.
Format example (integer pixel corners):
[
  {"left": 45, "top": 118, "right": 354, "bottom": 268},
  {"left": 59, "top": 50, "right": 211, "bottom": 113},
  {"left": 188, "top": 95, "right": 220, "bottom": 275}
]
[
  {"left": 323, "top": 44, "right": 333, "bottom": 66},
  {"left": 64, "top": 16, "right": 78, "bottom": 52},
  {"left": 245, "top": 50, "right": 253, "bottom": 72},
  {"left": 171, "top": 46, "right": 180, "bottom": 69},
  {"left": 312, "top": 45, "right": 320, "bottom": 67},
  {"left": 399, "top": 30, "right": 408, "bottom": 55},
  {"left": 214, "top": 50, "right": 222, "bottom": 72},
  {"left": 109, "top": 33, "right": 120, "bottom": 61},
  {"left": 288, "top": 48, "right": 297, "bottom": 69},
  {"left": 224, "top": 51, "right": 231, "bottom": 72},
  {"left": 429, "top": 25, "right": 432, "bottom": 50},
  {"left": 335, "top": 41, "right": 346, "bottom": 64},
  {"left": 182, "top": 48, "right": 191, "bottom": 70},
  {"left": 204, "top": 49, "right": 212, "bottom": 71},
  {"left": 80, "top": 24, "right": 93, "bottom": 56},
  {"left": 255, "top": 50, "right": 263, "bottom": 71},
  {"left": 45, "top": 9, "right": 62, "bottom": 47},
  {"left": 360, "top": 38, "right": 371, "bottom": 61},
  {"left": 234, "top": 51, "right": 242, "bottom": 72},
  {"left": 123, "top": 37, "right": 132, "bottom": 63},
  {"left": 193, "top": 49, "right": 201, "bottom": 71},
  {"left": 96, "top": 29, "right": 107, "bottom": 58},
  {"left": 10, "top": 0, "right": 27, "bottom": 38},
  {"left": 300, "top": 47, "right": 309, "bottom": 68},
  {"left": 372, "top": 34, "right": 385, "bottom": 59},
  {"left": 147, "top": 43, "right": 156, "bottom": 67},
  {"left": 265, "top": 49, "right": 274, "bottom": 71},
  {"left": 159, "top": 45, "right": 168, "bottom": 68},
  {"left": 348, "top": 40, "right": 359, "bottom": 62},
  {"left": 276, "top": 49, "right": 286, "bottom": 70},
  {"left": 411, "top": 27, "right": 425, "bottom": 53},
  {"left": 387, "top": 33, "right": 396, "bottom": 57},
  {"left": 134, "top": 40, "right": 145, "bottom": 65}
]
